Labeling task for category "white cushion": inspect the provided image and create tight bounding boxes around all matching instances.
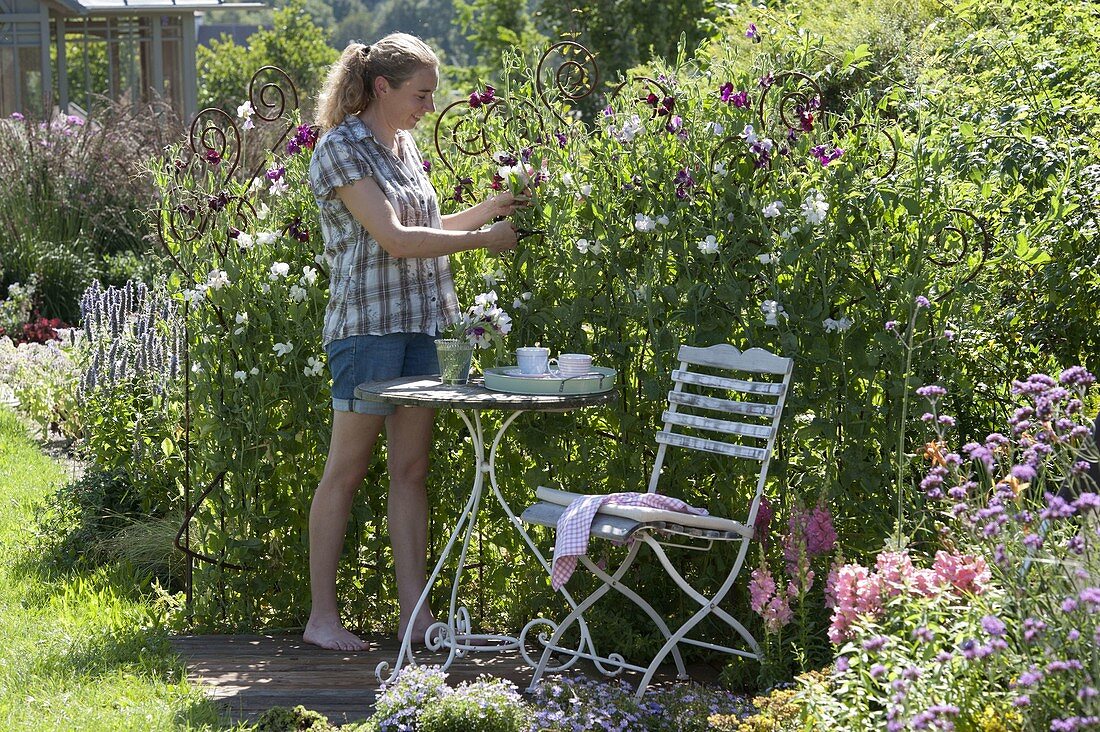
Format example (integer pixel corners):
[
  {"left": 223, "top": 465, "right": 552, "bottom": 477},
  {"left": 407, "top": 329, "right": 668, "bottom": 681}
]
[{"left": 535, "top": 486, "right": 752, "bottom": 537}]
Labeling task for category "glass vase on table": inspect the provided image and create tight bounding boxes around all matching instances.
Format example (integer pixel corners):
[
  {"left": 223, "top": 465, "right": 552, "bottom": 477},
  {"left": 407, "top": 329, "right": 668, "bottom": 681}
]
[{"left": 438, "top": 291, "right": 512, "bottom": 385}]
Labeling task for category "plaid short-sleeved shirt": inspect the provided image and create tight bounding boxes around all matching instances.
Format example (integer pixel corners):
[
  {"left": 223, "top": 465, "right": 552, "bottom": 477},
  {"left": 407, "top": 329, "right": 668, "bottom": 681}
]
[{"left": 309, "top": 115, "right": 460, "bottom": 346}]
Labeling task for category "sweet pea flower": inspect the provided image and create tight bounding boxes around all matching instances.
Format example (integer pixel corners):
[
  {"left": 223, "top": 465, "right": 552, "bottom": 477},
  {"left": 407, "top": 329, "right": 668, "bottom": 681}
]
[
  {"left": 206, "top": 269, "right": 230, "bottom": 290},
  {"left": 697, "top": 235, "right": 719, "bottom": 254},
  {"left": 801, "top": 191, "right": 829, "bottom": 225},
  {"left": 289, "top": 285, "right": 307, "bottom": 302},
  {"left": 256, "top": 231, "right": 276, "bottom": 246},
  {"left": 272, "top": 342, "right": 294, "bottom": 357},
  {"left": 823, "top": 316, "right": 852, "bottom": 332},
  {"left": 236, "top": 232, "right": 255, "bottom": 250},
  {"left": 269, "top": 262, "right": 290, "bottom": 279},
  {"left": 762, "top": 201, "right": 784, "bottom": 218},
  {"left": 237, "top": 100, "right": 255, "bottom": 130},
  {"left": 301, "top": 266, "right": 319, "bottom": 286}
]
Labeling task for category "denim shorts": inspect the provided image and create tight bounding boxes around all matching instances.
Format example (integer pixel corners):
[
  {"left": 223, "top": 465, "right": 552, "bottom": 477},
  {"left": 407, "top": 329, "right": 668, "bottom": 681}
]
[{"left": 326, "top": 332, "right": 439, "bottom": 415}]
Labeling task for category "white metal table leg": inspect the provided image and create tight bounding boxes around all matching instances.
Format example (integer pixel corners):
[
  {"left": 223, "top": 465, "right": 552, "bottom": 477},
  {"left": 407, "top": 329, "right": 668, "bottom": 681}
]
[{"left": 375, "top": 407, "right": 494, "bottom": 683}]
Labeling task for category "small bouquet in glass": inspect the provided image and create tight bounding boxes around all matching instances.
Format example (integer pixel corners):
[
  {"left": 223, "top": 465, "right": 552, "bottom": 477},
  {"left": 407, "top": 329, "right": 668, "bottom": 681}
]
[{"left": 436, "top": 291, "right": 512, "bottom": 384}]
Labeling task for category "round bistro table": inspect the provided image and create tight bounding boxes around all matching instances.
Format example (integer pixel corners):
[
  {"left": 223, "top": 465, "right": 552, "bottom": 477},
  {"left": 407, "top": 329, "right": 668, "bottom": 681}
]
[{"left": 354, "top": 375, "right": 616, "bottom": 683}]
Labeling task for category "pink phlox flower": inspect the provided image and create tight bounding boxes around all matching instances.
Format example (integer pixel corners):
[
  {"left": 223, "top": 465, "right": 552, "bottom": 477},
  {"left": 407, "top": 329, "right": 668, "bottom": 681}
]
[
  {"left": 752, "top": 495, "right": 774, "bottom": 548},
  {"left": 932, "top": 551, "right": 991, "bottom": 596},
  {"left": 763, "top": 593, "right": 793, "bottom": 633},
  {"left": 824, "top": 554, "right": 844, "bottom": 609},
  {"left": 805, "top": 502, "right": 837, "bottom": 555},
  {"left": 828, "top": 564, "right": 882, "bottom": 644},
  {"left": 748, "top": 564, "right": 776, "bottom": 614},
  {"left": 875, "top": 549, "right": 915, "bottom": 598}
]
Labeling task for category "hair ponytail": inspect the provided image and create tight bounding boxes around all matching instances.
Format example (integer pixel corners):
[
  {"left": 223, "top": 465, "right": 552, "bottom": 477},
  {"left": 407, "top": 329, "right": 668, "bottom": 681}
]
[{"left": 315, "top": 34, "right": 438, "bottom": 132}]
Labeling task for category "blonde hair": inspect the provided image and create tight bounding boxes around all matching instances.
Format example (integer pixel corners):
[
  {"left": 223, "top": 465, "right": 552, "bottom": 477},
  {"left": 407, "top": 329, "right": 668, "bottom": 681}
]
[{"left": 315, "top": 34, "right": 439, "bottom": 131}]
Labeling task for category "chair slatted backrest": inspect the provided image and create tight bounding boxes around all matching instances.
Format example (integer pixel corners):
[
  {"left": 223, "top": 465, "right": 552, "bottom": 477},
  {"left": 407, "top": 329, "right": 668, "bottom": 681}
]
[{"left": 646, "top": 344, "right": 793, "bottom": 527}]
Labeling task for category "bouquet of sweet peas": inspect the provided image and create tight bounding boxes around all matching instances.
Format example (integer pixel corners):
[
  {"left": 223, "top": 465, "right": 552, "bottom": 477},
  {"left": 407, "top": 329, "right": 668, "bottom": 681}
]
[{"left": 446, "top": 291, "right": 512, "bottom": 355}]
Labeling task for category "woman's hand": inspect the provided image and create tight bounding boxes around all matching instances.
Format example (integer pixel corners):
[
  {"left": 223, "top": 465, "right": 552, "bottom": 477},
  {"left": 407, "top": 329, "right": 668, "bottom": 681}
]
[
  {"left": 487, "top": 192, "right": 530, "bottom": 219},
  {"left": 483, "top": 220, "right": 518, "bottom": 254}
]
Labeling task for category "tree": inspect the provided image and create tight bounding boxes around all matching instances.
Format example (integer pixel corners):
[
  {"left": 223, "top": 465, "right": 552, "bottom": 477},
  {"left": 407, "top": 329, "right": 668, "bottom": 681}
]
[{"left": 195, "top": 0, "right": 337, "bottom": 117}]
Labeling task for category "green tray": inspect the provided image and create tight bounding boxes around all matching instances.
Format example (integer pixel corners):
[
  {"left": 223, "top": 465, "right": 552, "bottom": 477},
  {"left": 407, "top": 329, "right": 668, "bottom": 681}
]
[{"left": 482, "top": 366, "right": 617, "bottom": 395}]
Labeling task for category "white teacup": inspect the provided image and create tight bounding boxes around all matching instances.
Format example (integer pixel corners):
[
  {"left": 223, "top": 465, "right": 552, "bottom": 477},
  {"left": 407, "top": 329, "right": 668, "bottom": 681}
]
[
  {"left": 551, "top": 353, "right": 593, "bottom": 377},
  {"left": 516, "top": 346, "right": 550, "bottom": 375}
]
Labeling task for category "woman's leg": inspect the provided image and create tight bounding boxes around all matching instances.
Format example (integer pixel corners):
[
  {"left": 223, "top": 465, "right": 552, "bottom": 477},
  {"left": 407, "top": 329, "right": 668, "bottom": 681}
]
[
  {"left": 384, "top": 404, "right": 438, "bottom": 643},
  {"left": 304, "top": 409, "right": 385, "bottom": 651}
]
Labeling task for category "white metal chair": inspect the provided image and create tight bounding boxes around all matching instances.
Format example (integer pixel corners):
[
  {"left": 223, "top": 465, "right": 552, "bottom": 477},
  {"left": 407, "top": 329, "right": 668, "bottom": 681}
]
[{"left": 520, "top": 343, "right": 793, "bottom": 697}]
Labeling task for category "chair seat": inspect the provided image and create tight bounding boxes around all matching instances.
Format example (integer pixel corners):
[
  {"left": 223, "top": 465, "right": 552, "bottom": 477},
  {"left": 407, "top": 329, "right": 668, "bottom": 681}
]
[{"left": 520, "top": 486, "right": 752, "bottom": 541}]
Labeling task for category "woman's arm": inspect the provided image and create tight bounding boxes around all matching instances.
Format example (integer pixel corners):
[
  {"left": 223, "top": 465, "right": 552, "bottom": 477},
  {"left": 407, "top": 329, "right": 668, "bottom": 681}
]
[
  {"left": 441, "top": 192, "right": 528, "bottom": 232},
  {"left": 336, "top": 175, "right": 517, "bottom": 258}
]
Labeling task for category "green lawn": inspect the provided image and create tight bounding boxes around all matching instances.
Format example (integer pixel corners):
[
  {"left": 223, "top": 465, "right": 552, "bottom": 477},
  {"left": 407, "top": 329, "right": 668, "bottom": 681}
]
[{"left": 0, "top": 408, "right": 238, "bottom": 731}]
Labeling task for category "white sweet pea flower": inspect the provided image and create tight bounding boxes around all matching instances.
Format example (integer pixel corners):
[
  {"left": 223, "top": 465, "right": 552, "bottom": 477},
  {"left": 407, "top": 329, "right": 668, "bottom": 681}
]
[
  {"left": 233, "top": 370, "right": 248, "bottom": 382},
  {"left": 314, "top": 253, "right": 327, "bottom": 266},
  {"left": 237, "top": 232, "right": 255, "bottom": 250},
  {"left": 305, "top": 356, "right": 325, "bottom": 376},
  {"left": 191, "top": 362, "right": 204, "bottom": 374},
  {"left": 249, "top": 177, "right": 264, "bottom": 193},
  {"left": 758, "top": 253, "right": 773, "bottom": 264},
  {"left": 579, "top": 183, "right": 593, "bottom": 197},
  {"left": 259, "top": 283, "right": 271, "bottom": 294},
  {"left": 656, "top": 215, "right": 670, "bottom": 227},
  {"left": 781, "top": 226, "right": 801, "bottom": 240},
  {"left": 182, "top": 287, "right": 205, "bottom": 304},
  {"left": 634, "top": 213, "right": 656, "bottom": 232},
  {"left": 482, "top": 268, "right": 505, "bottom": 287},
  {"left": 269, "top": 262, "right": 290, "bottom": 280},
  {"left": 561, "top": 172, "right": 574, "bottom": 186},
  {"left": 513, "top": 298, "right": 523, "bottom": 309},
  {"left": 712, "top": 161, "right": 728, "bottom": 177},
  {"left": 801, "top": 191, "right": 829, "bottom": 225},
  {"left": 697, "top": 235, "right": 719, "bottom": 254},
  {"left": 615, "top": 114, "right": 644, "bottom": 142},
  {"left": 576, "top": 238, "right": 590, "bottom": 253},
  {"left": 256, "top": 230, "right": 276, "bottom": 246},
  {"left": 236, "top": 100, "right": 255, "bottom": 130},
  {"left": 289, "top": 284, "right": 307, "bottom": 302},
  {"left": 474, "top": 291, "right": 498, "bottom": 308},
  {"left": 301, "top": 266, "right": 318, "bottom": 286},
  {"left": 272, "top": 342, "right": 294, "bottom": 358},
  {"left": 823, "top": 316, "right": 853, "bottom": 332},
  {"left": 256, "top": 203, "right": 271, "bottom": 221},
  {"left": 269, "top": 178, "right": 289, "bottom": 197},
  {"left": 590, "top": 241, "right": 603, "bottom": 255},
  {"left": 249, "top": 367, "right": 259, "bottom": 376},
  {"left": 761, "top": 300, "right": 786, "bottom": 326},
  {"left": 233, "top": 312, "right": 249, "bottom": 335},
  {"left": 207, "top": 269, "right": 230, "bottom": 290},
  {"left": 762, "top": 201, "right": 784, "bottom": 218},
  {"left": 727, "top": 212, "right": 736, "bottom": 222}
]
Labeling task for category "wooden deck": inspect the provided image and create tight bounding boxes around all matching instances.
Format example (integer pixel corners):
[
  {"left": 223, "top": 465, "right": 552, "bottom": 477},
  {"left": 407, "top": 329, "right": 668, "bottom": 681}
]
[{"left": 171, "top": 633, "right": 723, "bottom": 726}]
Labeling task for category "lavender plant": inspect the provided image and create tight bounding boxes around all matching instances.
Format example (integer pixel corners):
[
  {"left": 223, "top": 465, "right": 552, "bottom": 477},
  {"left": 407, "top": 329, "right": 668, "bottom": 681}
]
[
  {"left": 915, "top": 369, "right": 1100, "bottom": 729},
  {"left": 77, "top": 279, "right": 183, "bottom": 508}
]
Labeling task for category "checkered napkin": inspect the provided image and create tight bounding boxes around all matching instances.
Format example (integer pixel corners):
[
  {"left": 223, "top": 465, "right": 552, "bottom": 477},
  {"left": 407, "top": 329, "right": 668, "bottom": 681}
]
[{"left": 550, "top": 492, "right": 709, "bottom": 589}]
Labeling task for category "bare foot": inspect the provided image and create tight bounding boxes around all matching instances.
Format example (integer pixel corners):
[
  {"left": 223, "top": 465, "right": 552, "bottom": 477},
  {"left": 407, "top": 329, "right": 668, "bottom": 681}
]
[
  {"left": 397, "top": 612, "right": 437, "bottom": 646},
  {"left": 303, "top": 617, "right": 368, "bottom": 651}
]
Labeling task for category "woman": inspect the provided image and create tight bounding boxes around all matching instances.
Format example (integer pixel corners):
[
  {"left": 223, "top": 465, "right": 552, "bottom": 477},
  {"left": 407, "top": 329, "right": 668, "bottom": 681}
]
[{"left": 305, "top": 33, "right": 525, "bottom": 651}]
